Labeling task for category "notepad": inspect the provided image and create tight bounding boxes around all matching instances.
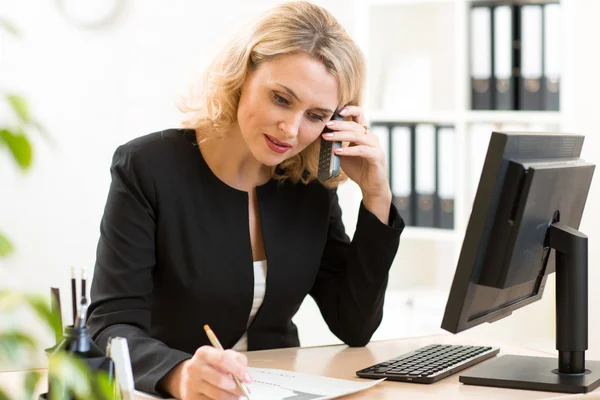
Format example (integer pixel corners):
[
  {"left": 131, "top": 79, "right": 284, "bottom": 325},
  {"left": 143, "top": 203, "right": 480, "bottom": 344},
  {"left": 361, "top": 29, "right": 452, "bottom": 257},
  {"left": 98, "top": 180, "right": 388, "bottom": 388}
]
[{"left": 135, "top": 367, "right": 384, "bottom": 400}]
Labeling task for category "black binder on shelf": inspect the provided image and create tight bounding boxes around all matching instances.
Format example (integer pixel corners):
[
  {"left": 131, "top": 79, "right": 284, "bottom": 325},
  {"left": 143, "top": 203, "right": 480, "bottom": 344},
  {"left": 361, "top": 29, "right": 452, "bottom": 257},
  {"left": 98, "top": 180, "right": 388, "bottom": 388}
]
[
  {"left": 493, "top": 4, "right": 517, "bottom": 110},
  {"left": 415, "top": 124, "right": 436, "bottom": 228},
  {"left": 543, "top": 2, "right": 560, "bottom": 111},
  {"left": 389, "top": 124, "right": 415, "bottom": 226},
  {"left": 436, "top": 126, "right": 455, "bottom": 230},
  {"left": 519, "top": 4, "right": 544, "bottom": 110},
  {"left": 470, "top": 5, "right": 493, "bottom": 110}
]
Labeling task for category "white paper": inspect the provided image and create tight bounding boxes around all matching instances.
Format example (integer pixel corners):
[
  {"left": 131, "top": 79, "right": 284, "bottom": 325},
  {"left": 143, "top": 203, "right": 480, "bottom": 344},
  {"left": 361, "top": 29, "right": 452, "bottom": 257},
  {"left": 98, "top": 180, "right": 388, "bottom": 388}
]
[
  {"left": 134, "top": 367, "right": 384, "bottom": 400},
  {"left": 135, "top": 391, "right": 166, "bottom": 400},
  {"left": 245, "top": 368, "right": 384, "bottom": 400}
]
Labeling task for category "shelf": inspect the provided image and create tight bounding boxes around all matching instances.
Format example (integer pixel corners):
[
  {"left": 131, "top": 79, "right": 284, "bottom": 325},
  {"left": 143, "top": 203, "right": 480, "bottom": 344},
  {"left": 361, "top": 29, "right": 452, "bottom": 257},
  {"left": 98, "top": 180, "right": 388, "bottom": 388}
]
[
  {"left": 368, "top": 110, "right": 457, "bottom": 126},
  {"left": 368, "top": 110, "right": 562, "bottom": 127},
  {"left": 402, "top": 226, "right": 461, "bottom": 242},
  {"left": 463, "top": 111, "right": 562, "bottom": 125}
]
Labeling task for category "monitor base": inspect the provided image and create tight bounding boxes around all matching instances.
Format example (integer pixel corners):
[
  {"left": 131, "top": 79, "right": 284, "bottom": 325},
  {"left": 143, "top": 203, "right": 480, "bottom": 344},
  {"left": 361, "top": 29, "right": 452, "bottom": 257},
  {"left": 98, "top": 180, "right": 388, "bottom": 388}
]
[{"left": 459, "top": 355, "right": 600, "bottom": 393}]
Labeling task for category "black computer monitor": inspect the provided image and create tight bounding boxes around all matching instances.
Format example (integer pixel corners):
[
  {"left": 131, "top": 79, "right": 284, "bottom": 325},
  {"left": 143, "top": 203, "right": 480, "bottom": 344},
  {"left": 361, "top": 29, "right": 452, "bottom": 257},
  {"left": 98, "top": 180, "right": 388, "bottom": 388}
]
[{"left": 441, "top": 131, "right": 600, "bottom": 393}]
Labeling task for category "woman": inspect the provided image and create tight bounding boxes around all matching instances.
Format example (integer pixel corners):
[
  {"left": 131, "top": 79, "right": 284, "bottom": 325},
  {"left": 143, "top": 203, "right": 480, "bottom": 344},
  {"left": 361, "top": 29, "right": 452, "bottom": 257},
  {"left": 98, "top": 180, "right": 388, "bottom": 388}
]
[{"left": 87, "top": 1, "right": 404, "bottom": 399}]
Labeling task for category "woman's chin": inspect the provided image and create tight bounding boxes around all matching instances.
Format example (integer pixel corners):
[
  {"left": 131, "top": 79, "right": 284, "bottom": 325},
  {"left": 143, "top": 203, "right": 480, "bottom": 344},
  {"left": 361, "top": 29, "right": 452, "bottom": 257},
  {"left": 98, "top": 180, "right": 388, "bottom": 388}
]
[
  {"left": 255, "top": 148, "right": 295, "bottom": 166},
  {"left": 259, "top": 155, "right": 287, "bottom": 167}
]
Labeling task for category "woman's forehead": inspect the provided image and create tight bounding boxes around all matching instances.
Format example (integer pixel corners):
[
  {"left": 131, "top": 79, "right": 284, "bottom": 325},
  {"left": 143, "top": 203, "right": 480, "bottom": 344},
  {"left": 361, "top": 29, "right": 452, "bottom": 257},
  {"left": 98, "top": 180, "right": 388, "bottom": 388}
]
[{"left": 255, "top": 54, "right": 339, "bottom": 106}]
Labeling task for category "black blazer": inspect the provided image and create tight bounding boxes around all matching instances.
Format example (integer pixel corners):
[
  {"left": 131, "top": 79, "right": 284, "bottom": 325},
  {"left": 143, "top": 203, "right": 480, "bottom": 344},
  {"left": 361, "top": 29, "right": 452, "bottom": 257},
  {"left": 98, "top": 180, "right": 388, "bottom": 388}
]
[{"left": 87, "top": 129, "right": 404, "bottom": 395}]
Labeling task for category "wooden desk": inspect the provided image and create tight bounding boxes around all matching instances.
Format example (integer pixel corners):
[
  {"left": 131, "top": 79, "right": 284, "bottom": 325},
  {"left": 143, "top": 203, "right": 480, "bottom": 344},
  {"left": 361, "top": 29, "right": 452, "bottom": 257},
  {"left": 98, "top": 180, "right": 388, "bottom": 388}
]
[
  {"left": 2, "top": 334, "right": 600, "bottom": 399},
  {"left": 246, "top": 333, "right": 600, "bottom": 399}
]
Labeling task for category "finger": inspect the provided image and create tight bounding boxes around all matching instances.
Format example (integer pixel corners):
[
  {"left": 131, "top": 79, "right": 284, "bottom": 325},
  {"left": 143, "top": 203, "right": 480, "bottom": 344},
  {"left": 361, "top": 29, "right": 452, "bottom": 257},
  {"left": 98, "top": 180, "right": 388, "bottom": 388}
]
[
  {"left": 334, "top": 145, "right": 382, "bottom": 162},
  {"left": 197, "top": 379, "right": 244, "bottom": 400},
  {"left": 337, "top": 105, "right": 365, "bottom": 123},
  {"left": 324, "top": 119, "right": 365, "bottom": 133},
  {"left": 322, "top": 130, "right": 378, "bottom": 147},
  {"left": 234, "top": 351, "right": 248, "bottom": 367},
  {"left": 196, "top": 347, "right": 252, "bottom": 383},
  {"left": 195, "top": 364, "right": 243, "bottom": 395}
]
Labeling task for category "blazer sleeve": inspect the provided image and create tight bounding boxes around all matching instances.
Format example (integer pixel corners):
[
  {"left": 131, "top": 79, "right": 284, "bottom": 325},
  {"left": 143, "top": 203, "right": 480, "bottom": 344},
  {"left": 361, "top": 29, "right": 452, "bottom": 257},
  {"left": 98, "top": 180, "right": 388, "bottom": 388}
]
[
  {"left": 87, "top": 144, "right": 191, "bottom": 396},
  {"left": 309, "top": 190, "right": 404, "bottom": 347}
]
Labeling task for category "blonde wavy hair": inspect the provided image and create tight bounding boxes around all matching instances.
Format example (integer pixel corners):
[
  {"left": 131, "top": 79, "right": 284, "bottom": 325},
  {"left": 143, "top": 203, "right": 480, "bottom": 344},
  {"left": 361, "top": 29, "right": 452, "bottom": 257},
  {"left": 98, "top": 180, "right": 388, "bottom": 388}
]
[{"left": 179, "top": 1, "right": 366, "bottom": 188}]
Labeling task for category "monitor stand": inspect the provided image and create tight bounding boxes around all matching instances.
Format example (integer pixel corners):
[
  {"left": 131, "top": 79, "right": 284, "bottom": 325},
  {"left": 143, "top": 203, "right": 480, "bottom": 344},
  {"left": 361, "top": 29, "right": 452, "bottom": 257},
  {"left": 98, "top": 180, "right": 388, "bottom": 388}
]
[{"left": 459, "top": 223, "right": 600, "bottom": 393}]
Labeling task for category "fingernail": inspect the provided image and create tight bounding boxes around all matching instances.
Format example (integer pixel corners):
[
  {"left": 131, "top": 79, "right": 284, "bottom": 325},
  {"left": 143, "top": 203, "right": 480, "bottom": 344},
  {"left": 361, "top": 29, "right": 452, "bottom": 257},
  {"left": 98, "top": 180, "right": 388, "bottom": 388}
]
[
  {"left": 326, "top": 121, "right": 335, "bottom": 126},
  {"left": 339, "top": 109, "right": 347, "bottom": 115},
  {"left": 245, "top": 373, "right": 253, "bottom": 383},
  {"left": 322, "top": 133, "right": 334, "bottom": 138},
  {"left": 334, "top": 147, "right": 343, "bottom": 153},
  {"left": 238, "top": 397, "right": 248, "bottom": 400}
]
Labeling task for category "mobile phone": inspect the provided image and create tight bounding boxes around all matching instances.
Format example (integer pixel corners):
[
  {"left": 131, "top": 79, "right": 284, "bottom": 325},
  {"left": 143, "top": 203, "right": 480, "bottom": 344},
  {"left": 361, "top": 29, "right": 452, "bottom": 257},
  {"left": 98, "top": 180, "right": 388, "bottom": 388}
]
[{"left": 318, "top": 111, "right": 345, "bottom": 182}]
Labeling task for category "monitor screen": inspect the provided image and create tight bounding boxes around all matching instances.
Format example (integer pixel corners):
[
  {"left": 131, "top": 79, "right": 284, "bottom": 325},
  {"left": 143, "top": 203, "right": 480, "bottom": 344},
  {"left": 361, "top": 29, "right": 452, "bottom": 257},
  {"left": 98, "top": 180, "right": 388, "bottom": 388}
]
[{"left": 441, "top": 131, "right": 594, "bottom": 334}]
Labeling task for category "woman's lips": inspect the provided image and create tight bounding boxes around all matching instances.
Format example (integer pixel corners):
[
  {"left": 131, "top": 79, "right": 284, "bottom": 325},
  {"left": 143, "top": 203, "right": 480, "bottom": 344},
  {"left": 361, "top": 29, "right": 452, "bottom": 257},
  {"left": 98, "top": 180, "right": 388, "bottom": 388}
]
[{"left": 264, "top": 134, "right": 291, "bottom": 153}]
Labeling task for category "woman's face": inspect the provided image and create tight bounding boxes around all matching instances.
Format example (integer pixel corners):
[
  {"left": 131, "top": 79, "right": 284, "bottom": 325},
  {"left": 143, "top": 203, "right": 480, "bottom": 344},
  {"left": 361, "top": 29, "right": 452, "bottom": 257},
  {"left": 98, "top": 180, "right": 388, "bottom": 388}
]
[{"left": 237, "top": 52, "right": 339, "bottom": 166}]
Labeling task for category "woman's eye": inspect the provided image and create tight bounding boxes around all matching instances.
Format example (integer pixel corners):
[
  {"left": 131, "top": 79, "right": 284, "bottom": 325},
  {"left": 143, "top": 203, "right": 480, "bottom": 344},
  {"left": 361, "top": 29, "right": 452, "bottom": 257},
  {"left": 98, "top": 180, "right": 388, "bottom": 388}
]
[
  {"left": 310, "top": 114, "right": 324, "bottom": 122},
  {"left": 273, "top": 93, "right": 290, "bottom": 106}
]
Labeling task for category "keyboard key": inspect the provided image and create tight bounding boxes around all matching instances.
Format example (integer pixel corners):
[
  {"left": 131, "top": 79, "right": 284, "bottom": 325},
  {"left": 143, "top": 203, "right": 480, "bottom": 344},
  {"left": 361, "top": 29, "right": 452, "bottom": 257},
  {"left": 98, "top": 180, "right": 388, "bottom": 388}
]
[
  {"left": 416, "top": 345, "right": 440, "bottom": 352},
  {"left": 386, "top": 371, "right": 407, "bottom": 376}
]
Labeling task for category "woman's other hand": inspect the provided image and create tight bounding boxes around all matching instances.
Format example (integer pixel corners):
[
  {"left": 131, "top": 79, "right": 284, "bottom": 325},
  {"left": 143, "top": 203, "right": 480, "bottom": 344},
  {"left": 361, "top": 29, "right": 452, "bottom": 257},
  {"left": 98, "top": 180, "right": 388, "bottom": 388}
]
[{"left": 160, "top": 346, "right": 253, "bottom": 399}]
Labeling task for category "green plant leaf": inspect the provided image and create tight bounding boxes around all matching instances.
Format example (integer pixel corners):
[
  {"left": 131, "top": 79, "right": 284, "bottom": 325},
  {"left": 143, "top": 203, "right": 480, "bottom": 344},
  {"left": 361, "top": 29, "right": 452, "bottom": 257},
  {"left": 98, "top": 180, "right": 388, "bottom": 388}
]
[
  {"left": 26, "top": 295, "right": 62, "bottom": 346},
  {"left": 0, "top": 387, "right": 11, "bottom": 400},
  {"left": 6, "top": 94, "right": 30, "bottom": 123},
  {"left": 0, "top": 331, "right": 36, "bottom": 363},
  {"left": 24, "top": 370, "right": 42, "bottom": 399},
  {"left": 0, "top": 232, "right": 14, "bottom": 257},
  {"left": 0, "top": 129, "right": 33, "bottom": 169},
  {"left": 93, "top": 370, "right": 115, "bottom": 400},
  {"left": 49, "top": 352, "right": 95, "bottom": 398},
  {"left": 0, "top": 18, "right": 18, "bottom": 36},
  {"left": 48, "top": 374, "right": 67, "bottom": 400}
]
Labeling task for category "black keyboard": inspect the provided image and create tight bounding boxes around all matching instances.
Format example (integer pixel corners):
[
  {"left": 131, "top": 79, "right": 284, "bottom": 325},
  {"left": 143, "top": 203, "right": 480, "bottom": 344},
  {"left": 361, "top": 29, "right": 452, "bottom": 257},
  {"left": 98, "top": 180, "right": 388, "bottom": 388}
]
[{"left": 356, "top": 344, "right": 500, "bottom": 384}]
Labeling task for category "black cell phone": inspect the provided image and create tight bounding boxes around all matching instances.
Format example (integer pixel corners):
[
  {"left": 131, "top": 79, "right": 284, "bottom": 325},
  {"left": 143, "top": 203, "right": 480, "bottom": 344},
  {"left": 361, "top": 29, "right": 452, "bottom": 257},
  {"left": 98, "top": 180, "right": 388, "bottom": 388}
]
[{"left": 317, "top": 111, "right": 345, "bottom": 182}]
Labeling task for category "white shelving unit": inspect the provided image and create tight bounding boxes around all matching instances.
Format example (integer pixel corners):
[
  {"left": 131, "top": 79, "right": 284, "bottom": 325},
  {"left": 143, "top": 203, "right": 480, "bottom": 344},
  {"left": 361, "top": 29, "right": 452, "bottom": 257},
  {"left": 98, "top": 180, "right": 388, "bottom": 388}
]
[{"left": 351, "top": 0, "right": 565, "bottom": 340}]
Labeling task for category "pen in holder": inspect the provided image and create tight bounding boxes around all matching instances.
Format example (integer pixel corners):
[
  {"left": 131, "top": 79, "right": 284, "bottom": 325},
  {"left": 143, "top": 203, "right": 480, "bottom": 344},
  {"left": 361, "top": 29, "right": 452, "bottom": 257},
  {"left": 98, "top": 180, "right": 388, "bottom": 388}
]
[{"left": 40, "top": 268, "right": 114, "bottom": 399}]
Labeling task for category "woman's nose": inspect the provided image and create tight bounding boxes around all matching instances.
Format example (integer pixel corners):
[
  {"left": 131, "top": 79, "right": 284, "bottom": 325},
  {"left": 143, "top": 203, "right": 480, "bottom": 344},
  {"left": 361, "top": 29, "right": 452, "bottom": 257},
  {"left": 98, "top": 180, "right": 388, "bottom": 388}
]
[{"left": 278, "top": 114, "right": 302, "bottom": 138}]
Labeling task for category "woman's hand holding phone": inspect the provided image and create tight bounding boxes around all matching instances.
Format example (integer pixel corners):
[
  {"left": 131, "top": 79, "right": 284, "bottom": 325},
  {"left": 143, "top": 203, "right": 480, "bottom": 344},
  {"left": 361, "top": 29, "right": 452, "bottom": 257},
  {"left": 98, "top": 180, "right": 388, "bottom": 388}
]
[{"left": 320, "top": 105, "right": 392, "bottom": 224}]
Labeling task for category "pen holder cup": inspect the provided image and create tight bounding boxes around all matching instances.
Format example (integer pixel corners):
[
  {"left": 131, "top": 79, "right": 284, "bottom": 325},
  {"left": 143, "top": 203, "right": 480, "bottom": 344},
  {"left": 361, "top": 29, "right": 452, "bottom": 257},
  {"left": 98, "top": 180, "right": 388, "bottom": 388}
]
[{"left": 39, "top": 325, "right": 114, "bottom": 400}]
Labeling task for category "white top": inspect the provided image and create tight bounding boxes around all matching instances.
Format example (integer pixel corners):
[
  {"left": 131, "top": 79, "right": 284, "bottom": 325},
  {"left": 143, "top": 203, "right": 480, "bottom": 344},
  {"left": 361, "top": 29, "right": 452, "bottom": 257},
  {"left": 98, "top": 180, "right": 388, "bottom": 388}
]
[{"left": 232, "top": 259, "right": 267, "bottom": 352}]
